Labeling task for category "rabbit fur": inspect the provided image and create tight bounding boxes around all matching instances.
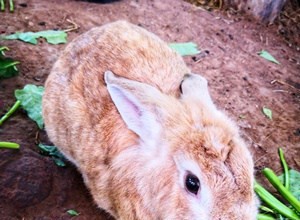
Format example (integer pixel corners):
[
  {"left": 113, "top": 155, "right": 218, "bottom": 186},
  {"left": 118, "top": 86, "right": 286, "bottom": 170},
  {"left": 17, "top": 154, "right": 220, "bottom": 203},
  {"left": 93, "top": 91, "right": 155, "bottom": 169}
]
[{"left": 42, "top": 20, "right": 258, "bottom": 219}]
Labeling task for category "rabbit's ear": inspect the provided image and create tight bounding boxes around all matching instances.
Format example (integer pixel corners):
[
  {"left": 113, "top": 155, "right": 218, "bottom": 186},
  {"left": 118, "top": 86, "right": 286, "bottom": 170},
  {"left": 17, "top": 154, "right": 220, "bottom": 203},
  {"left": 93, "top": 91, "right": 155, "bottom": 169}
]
[
  {"left": 180, "top": 73, "right": 216, "bottom": 111},
  {"left": 104, "top": 71, "right": 161, "bottom": 144}
]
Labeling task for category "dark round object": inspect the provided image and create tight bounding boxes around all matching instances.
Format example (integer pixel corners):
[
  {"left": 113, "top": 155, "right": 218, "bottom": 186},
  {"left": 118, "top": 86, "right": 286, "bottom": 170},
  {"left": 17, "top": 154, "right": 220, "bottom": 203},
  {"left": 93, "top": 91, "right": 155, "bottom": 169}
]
[{"left": 185, "top": 173, "right": 200, "bottom": 195}]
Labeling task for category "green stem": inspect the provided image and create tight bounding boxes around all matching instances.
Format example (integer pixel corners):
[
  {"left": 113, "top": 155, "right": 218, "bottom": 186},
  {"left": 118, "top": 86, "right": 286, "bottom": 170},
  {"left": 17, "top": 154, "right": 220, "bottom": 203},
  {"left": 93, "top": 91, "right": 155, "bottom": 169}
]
[
  {"left": 0, "top": 100, "right": 20, "bottom": 126},
  {"left": 263, "top": 168, "right": 300, "bottom": 213},
  {"left": 254, "top": 181, "right": 300, "bottom": 220},
  {"left": 0, "top": 141, "right": 20, "bottom": 149},
  {"left": 278, "top": 148, "right": 289, "bottom": 190},
  {"left": 9, "top": 0, "right": 13, "bottom": 12},
  {"left": 259, "top": 205, "right": 274, "bottom": 213},
  {"left": 2, "top": 60, "right": 20, "bottom": 69},
  {"left": 0, "top": 0, "right": 4, "bottom": 11},
  {"left": 257, "top": 213, "right": 276, "bottom": 220},
  {"left": 0, "top": 46, "right": 9, "bottom": 55}
]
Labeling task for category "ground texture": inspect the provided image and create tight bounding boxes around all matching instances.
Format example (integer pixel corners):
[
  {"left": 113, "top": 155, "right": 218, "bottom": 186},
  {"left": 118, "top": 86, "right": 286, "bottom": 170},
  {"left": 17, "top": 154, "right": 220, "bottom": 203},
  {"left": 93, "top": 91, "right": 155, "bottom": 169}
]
[{"left": 0, "top": 0, "right": 299, "bottom": 219}]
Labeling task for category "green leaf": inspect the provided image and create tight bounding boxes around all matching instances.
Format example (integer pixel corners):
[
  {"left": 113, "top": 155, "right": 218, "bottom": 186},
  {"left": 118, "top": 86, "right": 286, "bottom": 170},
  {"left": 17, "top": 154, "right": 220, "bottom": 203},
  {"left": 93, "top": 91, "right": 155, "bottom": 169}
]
[
  {"left": 67, "top": 209, "right": 80, "bottom": 216},
  {"left": 2, "top": 30, "right": 67, "bottom": 45},
  {"left": 262, "top": 107, "right": 272, "bottom": 120},
  {"left": 38, "top": 143, "right": 66, "bottom": 167},
  {"left": 278, "top": 170, "right": 300, "bottom": 201},
  {"left": 36, "top": 30, "right": 67, "bottom": 44},
  {"left": 169, "top": 42, "right": 200, "bottom": 56},
  {"left": 258, "top": 50, "right": 280, "bottom": 65},
  {"left": 15, "top": 84, "right": 44, "bottom": 128},
  {"left": 38, "top": 144, "right": 58, "bottom": 154},
  {"left": 52, "top": 157, "right": 66, "bottom": 167},
  {"left": 3, "top": 32, "right": 37, "bottom": 44}
]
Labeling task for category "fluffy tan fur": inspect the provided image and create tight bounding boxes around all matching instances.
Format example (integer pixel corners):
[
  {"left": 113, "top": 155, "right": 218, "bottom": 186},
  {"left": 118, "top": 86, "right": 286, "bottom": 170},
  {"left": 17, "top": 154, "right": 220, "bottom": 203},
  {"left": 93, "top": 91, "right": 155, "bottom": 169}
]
[{"left": 43, "top": 21, "right": 258, "bottom": 219}]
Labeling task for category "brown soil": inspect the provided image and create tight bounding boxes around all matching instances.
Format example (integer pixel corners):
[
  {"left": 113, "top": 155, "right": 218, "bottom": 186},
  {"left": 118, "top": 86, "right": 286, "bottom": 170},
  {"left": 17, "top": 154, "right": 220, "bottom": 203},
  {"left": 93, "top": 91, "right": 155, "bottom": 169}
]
[{"left": 0, "top": 0, "right": 299, "bottom": 219}]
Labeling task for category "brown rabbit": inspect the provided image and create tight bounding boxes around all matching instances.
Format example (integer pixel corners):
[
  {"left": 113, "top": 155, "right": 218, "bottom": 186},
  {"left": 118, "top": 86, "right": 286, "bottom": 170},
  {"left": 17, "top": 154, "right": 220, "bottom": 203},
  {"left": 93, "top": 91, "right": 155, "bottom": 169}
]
[{"left": 42, "top": 20, "right": 258, "bottom": 219}]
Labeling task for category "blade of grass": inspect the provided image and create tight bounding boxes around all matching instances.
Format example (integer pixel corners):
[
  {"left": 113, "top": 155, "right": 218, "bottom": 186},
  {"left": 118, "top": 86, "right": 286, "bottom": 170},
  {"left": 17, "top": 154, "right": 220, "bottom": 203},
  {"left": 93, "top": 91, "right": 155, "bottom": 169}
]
[
  {"left": 259, "top": 205, "right": 275, "bottom": 213},
  {"left": 0, "top": 100, "right": 21, "bottom": 126},
  {"left": 9, "top": 0, "right": 14, "bottom": 12},
  {"left": 0, "top": 46, "right": 9, "bottom": 55},
  {"left": 279, "top": 148, "right": 290, "bottom": 190},
  {"left": 254, "top": 181, "right": 300, "bottom": 220},
  {"left": 257, "top": 213, "right": 276, "bottom": 220},
  {"left": 0, "top": 0, "right": 4, "bottom": 11},
  {"left": 0, "top": 141, "right": 20, "bottom": 149},
  {"left": 263, "top": 168, "right": 300, "bottom": 213}
]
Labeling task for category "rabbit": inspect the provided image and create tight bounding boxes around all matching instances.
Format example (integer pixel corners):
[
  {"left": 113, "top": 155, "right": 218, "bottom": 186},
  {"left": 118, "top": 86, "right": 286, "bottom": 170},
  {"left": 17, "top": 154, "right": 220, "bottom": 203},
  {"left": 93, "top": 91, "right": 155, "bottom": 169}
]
[{"left": 42, "top": 20, "right": 258, "bottom": 219}]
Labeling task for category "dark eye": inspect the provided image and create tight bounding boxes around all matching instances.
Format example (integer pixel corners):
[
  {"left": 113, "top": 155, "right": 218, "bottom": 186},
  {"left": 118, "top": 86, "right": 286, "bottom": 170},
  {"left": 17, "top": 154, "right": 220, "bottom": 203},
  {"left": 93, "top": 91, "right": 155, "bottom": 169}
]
[{"left": 185, "top": 173, "right": 200, "bottom": 195}]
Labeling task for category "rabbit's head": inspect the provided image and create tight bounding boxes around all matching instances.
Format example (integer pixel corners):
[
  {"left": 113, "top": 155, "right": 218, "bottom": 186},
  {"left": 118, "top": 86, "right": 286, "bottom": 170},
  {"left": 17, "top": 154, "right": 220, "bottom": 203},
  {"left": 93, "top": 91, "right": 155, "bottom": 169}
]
[{"left": 104, "top": 71, "right": 258, "bottom": 219}]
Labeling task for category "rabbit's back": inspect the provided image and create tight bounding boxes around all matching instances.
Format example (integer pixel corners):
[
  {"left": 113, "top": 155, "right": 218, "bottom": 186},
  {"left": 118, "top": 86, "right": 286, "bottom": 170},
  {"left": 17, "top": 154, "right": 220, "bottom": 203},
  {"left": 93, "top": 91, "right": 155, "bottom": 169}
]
[{"left": 42, "top": 20, "right": 190, "bottom": 168}]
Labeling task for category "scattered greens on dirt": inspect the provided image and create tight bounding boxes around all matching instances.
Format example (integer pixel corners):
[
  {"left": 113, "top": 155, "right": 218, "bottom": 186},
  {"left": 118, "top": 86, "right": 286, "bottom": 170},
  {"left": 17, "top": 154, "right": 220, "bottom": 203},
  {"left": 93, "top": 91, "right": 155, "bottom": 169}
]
[
  {"left": 15, "top": 84, "right": 44, "bottom": 129},
  {"left": 255, "top": 181, "right": 299, "bottom": 220},
  {"left": 262, "top": 107, "right": 272, "bottom": 120},
  {"left": 169, "top": 42, "right": 200, "bottom": 56},
  {"left": 38, "top": 143, "right": 66, "bottom": 167},
  {"left": 2, "top": 30, "right": 67, "bottom": 45},
  {"left": 258, "top": 50, "right": 280, "bottom": 65},
  {"left": 0, "top": 0, "right": 14, "bottom": 12},
  {"left": 0, "top": 46, "right": 19, "bottom": 79},
  {"left": 255, "top": 148, "right": 300, "bottom": 220},
  {"left": 67, "top": 209, "right": 80, "bottom": 216},
  {"left": 0, "top": 141, "right": 19, "bottom": 149},
  {"left": 0, "top": 89, "right": 20, "bottom": 150},
  {"left": 1, "top": 83, "right": 66, "bottom": 163}
]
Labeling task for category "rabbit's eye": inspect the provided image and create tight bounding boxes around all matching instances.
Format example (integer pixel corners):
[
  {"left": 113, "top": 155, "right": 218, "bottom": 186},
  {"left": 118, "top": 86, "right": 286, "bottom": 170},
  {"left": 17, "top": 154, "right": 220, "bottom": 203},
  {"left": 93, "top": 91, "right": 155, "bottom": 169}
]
[{"left": 185, "top": 173, "right": 200, "bottom": 195}]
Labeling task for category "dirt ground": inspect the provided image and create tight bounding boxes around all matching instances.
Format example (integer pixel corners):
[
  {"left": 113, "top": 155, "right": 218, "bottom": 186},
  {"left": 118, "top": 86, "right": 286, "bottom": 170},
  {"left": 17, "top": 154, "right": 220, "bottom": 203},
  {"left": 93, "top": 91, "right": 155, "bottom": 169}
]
[{"left": 0, "top": 0, "right": 299, "bottom": 219}]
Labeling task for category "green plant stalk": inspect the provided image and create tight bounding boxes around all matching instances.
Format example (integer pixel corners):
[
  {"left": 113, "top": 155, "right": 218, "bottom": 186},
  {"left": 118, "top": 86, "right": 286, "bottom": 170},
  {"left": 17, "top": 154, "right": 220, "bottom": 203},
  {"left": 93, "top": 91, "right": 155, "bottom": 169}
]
[
  {"left": 0, "top": 0, "right": 4, "bottom": 11},
  {"left": 0, "top": 46, "right": 9, "bottom": 55},
  {"left": 9, "top": 0, "right": 13, "bottom": 12},
  {"left": 1, "top": 60, "right": 20, "bottom": 69},
  {"left": 0, "top": 100, "right": 20, "bottom": 126},
  {"left": 0, "top": 141, "right": 20, "bottom": 149},
  {"left": 254, "top": 181, "right": 300, "bottom": 220},
  {"left": 257, "top": 213, "right": 275, "bottom": 220},
  {"left": 263, "top": 168, "right": 300, "bottom": 213},
  {"left": 278, "top": 148, "right": 289, "bottom": 190},
  {"left": 259, "top": 205, "right": 274, "bottom": 213}
]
